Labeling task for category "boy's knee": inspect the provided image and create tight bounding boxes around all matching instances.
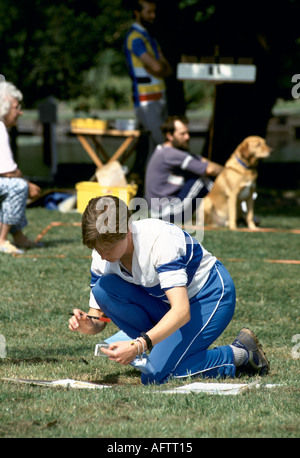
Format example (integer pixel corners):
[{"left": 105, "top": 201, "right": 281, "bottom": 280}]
[
  {"left": 92, "top": 274, "right": 120, "bottom": 303},
  {"left": 96, "top": 274, "right": 120, "bottom": 292}
]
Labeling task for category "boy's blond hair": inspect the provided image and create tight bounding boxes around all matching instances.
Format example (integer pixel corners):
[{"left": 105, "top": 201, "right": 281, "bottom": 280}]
[{"left": 82, "top": 195, "right": 131, "bottom": 249}]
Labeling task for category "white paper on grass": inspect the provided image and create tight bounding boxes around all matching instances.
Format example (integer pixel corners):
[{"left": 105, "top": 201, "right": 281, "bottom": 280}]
[
  {"left": 156, "top": 382, "right": 282, "bottom": 395},
  {"left": 3, "top": 378, "right": 111, "bottom": 390},
  {"left": 3, "top": 378, "right": 282, "bottom": 394}
]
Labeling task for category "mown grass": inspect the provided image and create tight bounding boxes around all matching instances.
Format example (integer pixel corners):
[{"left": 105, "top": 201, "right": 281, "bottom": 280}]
[{"left": 0, "top": 193, "right": 300, "bottom": 439}]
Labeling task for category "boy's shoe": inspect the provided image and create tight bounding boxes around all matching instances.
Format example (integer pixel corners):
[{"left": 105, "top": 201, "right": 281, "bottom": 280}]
[
  {"left": 0, "top": 240, "right": 24, "bottom": 254},
  {"left": 232, "top": 328, "right": 270, "bottom": 376}
]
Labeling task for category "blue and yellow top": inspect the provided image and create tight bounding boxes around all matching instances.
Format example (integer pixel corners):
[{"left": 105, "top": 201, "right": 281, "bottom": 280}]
[{"left": 124, "top": 23, "right": 166, "bottom": 107}]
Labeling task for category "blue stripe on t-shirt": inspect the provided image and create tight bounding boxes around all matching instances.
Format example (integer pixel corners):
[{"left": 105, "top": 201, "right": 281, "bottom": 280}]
[
  {"left": 140, "top": 284, "right": 168, "bottom": 301},
  {"left": 90, "top": 270, "right": 101, "bottom": 288},
  {"left": 156, "top": 231, "right": 203, "bottom": 288}
]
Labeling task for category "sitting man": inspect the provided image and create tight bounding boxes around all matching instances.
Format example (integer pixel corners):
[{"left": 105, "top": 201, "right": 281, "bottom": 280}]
[
  {"left": 0, "top": 81, "right": 41, "bottom": 254},
  {"left": 145, "top": 115, "right": 223, "bottom": 223}
]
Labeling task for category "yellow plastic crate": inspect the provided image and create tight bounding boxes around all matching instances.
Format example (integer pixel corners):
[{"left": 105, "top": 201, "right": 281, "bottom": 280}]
[
  {"left": 71, "top": 118, "right": 108, "bottom": 130},
  {"left": 75, "top": 181, "right": 138, "bottom": 213}
]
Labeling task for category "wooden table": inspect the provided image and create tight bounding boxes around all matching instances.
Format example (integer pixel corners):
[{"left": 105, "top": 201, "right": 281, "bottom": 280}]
[{"left": 71, "top": 127, "right": 140, "bottom": 169}]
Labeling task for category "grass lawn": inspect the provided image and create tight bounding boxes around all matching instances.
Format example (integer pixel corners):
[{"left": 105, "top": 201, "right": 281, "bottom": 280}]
[{"left": 0, "top": 192, "right": 299, "bottom": 439}]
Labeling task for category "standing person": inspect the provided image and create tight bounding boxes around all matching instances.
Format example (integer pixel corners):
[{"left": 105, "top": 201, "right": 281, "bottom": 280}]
[
  {"left": 145, "top": 115, "right": 223, "bottom": 223},
  {"left": 0, "top": 81, "right": 41, "bottom": 254},
  {"left": 124, "top": 0, "right": 172, "bottom": 168},
  {"left": 69, "top": 195, "right": 269, "bottom": 385}
]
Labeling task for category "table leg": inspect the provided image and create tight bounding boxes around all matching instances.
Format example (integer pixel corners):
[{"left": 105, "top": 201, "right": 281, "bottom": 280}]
[
  {"left": 77, "top": 134, "right": 103, "bottom": 168},
  {"left": 119, "top": 138, "right": 139, "bottom": 163},
  {"left": 108, "top": 136, "right": 136, "bottom": 163},
  {"left": 91, "top": 136, "right": 110, "bottom": 162}
]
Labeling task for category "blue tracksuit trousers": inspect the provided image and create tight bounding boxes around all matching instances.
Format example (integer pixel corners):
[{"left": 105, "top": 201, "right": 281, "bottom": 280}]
[{"left": 92, "top": 260, "right": 236, "bottom": 384}]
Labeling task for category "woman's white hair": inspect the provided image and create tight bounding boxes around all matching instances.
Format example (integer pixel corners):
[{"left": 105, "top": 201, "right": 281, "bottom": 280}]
[{"left": 0, "top": 82, "right": 23, "bottom": 121}]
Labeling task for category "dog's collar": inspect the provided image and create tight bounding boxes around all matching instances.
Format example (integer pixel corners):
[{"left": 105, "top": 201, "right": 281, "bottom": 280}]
[{"left": 235, "top": 155, "right": 249, "bottom": 169}]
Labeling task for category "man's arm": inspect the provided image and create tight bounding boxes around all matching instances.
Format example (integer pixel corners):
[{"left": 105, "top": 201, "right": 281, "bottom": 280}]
[
  {"left": 139, "top": 51, "right": 172, "bottom": 78},
  {"left": 167, "top": 150, "right": 223, "bottom": 178},
  {"left": 202, "top": 158, "right": 224, "bottom": 177}
]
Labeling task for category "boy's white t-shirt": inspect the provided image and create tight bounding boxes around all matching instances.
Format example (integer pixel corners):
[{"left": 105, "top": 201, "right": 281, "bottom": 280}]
[
  {"left": 0, "top": 121, "right": 18, "bottom": 174},
  {"left": 89, "top": 218, "right": 216, "bottom": 310}
]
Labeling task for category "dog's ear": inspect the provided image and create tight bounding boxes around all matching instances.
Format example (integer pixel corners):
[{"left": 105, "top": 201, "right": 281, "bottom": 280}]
[{"left": 239, "top": 141, "right": 250, "bottom": 159}]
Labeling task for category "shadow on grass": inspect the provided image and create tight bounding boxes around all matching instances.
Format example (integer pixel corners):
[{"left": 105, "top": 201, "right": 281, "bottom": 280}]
[
  {"left": 256, "top": 189, "right": 300, "bottom": 217},
  {"left": 92, "top": 368, "right": 141, "bottom": 386},
  {"left": 0, "top": 357, "right": 59, "bottom": 364},
  {"left": 2, "top": 342, "right": 96, "bottom": 360},
  {"left": 1, "top": 357, "right": 142, "bottom": 386},
  {"left": 0, "top": 356, "right": 92, "bottom": 366}
]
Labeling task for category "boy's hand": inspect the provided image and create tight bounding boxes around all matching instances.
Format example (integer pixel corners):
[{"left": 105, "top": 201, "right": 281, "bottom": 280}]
[
  {"left": 100, "top": 340, "right": 138, "bottom": 365},
  {"left": 68, "top": 308, "right": 96, "bottom": 334}
]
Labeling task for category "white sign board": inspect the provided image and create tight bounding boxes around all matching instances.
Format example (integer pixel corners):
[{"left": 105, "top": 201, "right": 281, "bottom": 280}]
[{"left": 177, "top": 63, "right": 256, "bottom": 83}]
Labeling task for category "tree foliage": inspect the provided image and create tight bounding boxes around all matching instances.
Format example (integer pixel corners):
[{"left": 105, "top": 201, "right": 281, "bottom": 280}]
[
  {"left": 0, "top": 0, "right": 131, "bottom": 105},
  {"left": 1, "top": 0, "right": 299, "bottom": 108}
]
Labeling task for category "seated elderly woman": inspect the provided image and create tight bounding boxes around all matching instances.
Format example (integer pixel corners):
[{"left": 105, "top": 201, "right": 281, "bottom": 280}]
[{"left": 0, "top": 81, "right": 41, "bottom": 254}]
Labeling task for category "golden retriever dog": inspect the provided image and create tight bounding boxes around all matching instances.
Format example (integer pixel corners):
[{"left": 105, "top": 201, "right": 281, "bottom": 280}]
[{"left": 204, "top": 136, "right": 272, "bottom": 230}]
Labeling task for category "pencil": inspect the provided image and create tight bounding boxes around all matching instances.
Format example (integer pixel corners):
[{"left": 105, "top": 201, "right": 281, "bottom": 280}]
[{"left": 68, "top": 313, "right": 111, "bottom": 322}]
